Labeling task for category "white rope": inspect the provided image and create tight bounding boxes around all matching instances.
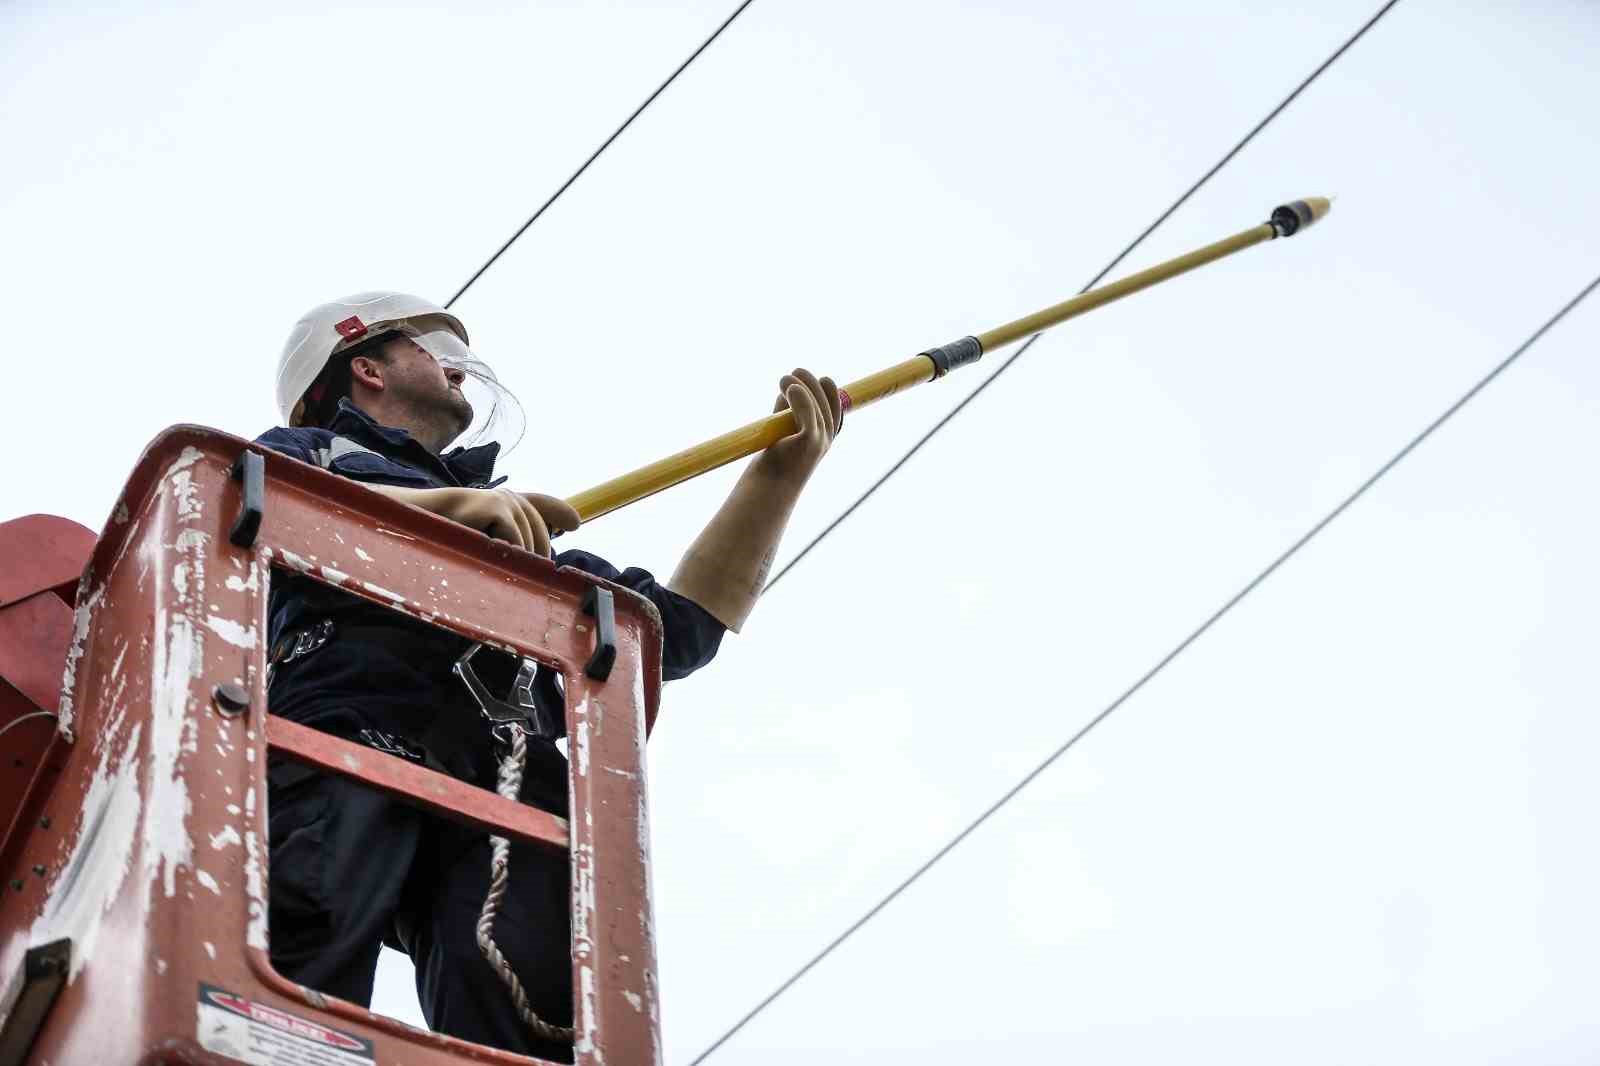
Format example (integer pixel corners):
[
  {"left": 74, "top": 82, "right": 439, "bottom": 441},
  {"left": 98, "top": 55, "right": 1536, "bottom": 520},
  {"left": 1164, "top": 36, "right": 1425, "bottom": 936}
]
[
  {"left": 0, "top": 710, "right": 55, "bottom": 742},
  {"left": 477, "top": 726, "right": 576, "bottom": 1045}
]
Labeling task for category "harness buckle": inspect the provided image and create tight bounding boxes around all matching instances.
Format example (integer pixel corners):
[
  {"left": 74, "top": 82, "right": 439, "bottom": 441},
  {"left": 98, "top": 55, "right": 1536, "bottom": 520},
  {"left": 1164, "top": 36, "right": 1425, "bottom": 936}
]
[
  {"left": 452, "top": 643, "right": 557, "bottom": 744},
  {"left": 270, "top": 618, "right": 334, "bottom": 666},
  {"left": 358, "top": 728, "right": 427, "bottom": 763}
]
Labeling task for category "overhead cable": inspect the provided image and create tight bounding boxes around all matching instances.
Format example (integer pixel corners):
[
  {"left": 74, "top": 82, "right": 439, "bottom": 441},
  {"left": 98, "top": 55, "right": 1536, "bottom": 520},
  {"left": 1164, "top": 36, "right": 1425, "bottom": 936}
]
[
  {"left": 762, "top": 0, "right": 1401, "bottom": 595},
  {"left": 446, "top": 0, "right": 757, "bottom": 309},
  {"left": 690, "top": 268, "right": 1600, "bottom": 1063},
  {"left": 691, "top": 2, "right": 1400, "bottom": 1057}
]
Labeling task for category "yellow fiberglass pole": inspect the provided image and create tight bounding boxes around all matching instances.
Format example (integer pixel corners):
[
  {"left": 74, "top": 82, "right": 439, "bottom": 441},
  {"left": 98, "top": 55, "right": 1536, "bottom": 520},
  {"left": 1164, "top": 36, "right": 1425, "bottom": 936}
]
[{"left": 565, "top": 197, "right": 1331, "bottom": 524}]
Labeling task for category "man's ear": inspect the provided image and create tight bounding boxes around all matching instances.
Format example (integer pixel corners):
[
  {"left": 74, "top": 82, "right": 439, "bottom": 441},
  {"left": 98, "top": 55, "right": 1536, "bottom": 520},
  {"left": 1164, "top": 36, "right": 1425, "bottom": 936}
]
[{"left": 349, "top": 354, "right": 386, "bottom": 393}]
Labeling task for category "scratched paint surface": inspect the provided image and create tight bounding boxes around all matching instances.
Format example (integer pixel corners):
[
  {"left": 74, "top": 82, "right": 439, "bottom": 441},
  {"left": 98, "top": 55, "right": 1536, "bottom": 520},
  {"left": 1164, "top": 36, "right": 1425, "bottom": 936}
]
[{"left": 0, "top": 427, "right": 668, "bottom": 1065}]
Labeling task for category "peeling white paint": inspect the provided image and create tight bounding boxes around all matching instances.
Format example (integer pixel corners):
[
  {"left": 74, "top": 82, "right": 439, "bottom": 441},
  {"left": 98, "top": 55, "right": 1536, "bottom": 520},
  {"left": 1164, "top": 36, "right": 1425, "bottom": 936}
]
[
  {"left": 195, "top": 869, "right": 221, "bottom": 895},
  {"left": 637, "top": 790, "right": 652, "bottom": 880},
  {"left": 203, "top": 614, "right": 257, "bottom": 649},
  {"left": 156, "top": 958, "right": 168, "bottom": 975},
  {"left": 30, "top": 722, "right": 143, "bottom": 982},
  {"left": 165, "top": 446, "right": 205, "bottom": 520},
  {"left": 244, "top": 829, "right": 267, "bottom": 950},
  {"left": 106, "top": 671, "right": 130, "bottom": 725},
  {"left": 355, "top": 547, "right": 374, "bottom": 562},
  {"left": 623, "top": 990, "right": 643, "bottom": 1012},
  {"left": 166, "top": 445, "right": 204, "bottom": 475},
  {"left": 576, "top": 965, "right": 600, "bottom": 1061},
  {"left": 139, "top": 479, "right": 217, "bottom": 909},
  {"left": 57, "top": 579, "right": 105, "bottom": 741},
  {"left": 633, "top": 662, "right": 647, "bottom": 726},
  {"left": 170, "top": 471, "right": 200, "bottom": 519},
  {"left": 144, "top": 611, "right": 198, "bottom": 904},
  {"left": 360, "top": 581, "right": 405, "bottom": 603},
  {"left": 574, "top": 720, "right": 591, "bottom": 777},
  {"left": 573, "top": 841, "right": 597, "bottom": 966},
  {"left": 113, "top": 501, "right": 130, "bottom": 524},
  {"left": 276, "top": 549, "right": 315, "bottom": 574},
  {"left": 375, "top": 526, "right": 416, "bottom": 541},
  {"left": 204, "top": 942, "right": 217, "bottom": 960},
  {"left": 210, "top": 825, "right": 242, "bottom": 851},
  {"left": 320, "top": 565, "right": 350, "bottom": 586},
  {"left": 225, "top": 804, "right": 242, "bottom": 816}
]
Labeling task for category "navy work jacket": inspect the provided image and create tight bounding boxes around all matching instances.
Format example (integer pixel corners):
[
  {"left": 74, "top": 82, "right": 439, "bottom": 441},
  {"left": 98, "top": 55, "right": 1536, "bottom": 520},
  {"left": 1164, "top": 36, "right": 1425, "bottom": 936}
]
[{"left": 254, "top": 400, "right": 724, "bottom": 806}]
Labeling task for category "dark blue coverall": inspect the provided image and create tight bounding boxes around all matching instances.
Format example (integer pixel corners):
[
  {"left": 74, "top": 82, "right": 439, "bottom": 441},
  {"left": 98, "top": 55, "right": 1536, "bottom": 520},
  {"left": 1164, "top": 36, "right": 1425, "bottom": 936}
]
[{"left": 256, "top": 400, "right": 724, "bottom": 1061}]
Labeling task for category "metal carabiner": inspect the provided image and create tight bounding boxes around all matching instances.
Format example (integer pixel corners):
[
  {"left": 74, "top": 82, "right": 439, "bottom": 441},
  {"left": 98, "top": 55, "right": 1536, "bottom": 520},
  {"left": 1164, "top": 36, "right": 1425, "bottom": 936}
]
[{"left": 452, "top": 643, "right": 558, "bottom": 743}]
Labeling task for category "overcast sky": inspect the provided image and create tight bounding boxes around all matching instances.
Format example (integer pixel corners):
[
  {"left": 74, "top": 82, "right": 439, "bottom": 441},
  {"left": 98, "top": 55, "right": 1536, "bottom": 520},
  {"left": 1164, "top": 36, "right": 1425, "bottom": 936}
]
[{"left": 4, "top": 1, "right": 1598, "bottom": 1062}]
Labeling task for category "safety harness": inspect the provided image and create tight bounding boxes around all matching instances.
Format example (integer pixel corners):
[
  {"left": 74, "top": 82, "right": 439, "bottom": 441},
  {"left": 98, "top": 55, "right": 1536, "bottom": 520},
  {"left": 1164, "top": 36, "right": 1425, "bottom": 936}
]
[{"left": 268, "top": 625, "right": 574, "bottom": 1045}]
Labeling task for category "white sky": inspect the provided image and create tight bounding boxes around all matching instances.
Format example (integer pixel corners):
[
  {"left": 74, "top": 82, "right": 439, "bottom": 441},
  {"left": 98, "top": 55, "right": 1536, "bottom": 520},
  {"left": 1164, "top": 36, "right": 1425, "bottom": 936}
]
[{"left": 4, "top": 1, "right": 1599, "bottom": 1062}]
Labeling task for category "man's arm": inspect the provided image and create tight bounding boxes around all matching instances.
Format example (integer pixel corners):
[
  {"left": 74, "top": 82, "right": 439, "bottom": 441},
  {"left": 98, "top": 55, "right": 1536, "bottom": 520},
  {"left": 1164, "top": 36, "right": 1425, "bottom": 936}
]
[{"left": 668, "top": 369, "right": 840, "bottom": 632}]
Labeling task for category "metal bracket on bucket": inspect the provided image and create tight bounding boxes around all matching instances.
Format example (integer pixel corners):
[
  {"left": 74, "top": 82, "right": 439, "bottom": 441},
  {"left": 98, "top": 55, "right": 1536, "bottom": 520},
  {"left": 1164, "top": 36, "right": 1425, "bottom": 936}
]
[
  {"left": 0, "top": 938, "right": 70, "bottom": 1066},
  {"left": 582, "top": 586, "right": 616, "bottom": 681},
  {"left": 229, "top": 450, "right": 264, "bottom": 548}
]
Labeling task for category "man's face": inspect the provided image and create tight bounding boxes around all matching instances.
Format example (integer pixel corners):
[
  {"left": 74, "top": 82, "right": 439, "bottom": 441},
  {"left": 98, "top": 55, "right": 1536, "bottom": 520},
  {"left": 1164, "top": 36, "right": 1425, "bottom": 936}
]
[{"left": 378, "top": 331, "right": 474, "bottom": 439}]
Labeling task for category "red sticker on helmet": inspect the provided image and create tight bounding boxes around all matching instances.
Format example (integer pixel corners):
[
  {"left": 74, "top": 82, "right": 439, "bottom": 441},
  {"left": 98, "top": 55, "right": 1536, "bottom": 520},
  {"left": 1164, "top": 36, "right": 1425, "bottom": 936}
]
[{"left": 334, "top": 316, "right": 368, "bottom": 340}]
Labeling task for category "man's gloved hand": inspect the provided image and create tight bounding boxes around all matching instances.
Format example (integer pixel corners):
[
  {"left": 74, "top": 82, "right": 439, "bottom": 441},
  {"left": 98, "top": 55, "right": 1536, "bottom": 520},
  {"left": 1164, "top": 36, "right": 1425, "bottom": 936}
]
[
  {"left": 372, "top": 485, "right": 580, "bottom": 557},
  {"left": 752, "top": 367, "right": 842, "bottom": 486}
]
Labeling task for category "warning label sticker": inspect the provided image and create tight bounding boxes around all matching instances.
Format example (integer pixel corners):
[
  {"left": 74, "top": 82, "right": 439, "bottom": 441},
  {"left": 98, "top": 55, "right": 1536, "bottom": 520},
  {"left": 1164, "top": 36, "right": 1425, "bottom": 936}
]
[{"left": 196, "top": 984, "right": 375, "bottom": 1066}]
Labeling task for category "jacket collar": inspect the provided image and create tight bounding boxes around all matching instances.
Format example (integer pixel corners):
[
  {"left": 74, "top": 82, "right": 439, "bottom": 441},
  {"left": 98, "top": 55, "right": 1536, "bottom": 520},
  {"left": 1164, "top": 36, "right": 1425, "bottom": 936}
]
[{"left": 329, "top": 399, "right": 502, "bottom": 487}]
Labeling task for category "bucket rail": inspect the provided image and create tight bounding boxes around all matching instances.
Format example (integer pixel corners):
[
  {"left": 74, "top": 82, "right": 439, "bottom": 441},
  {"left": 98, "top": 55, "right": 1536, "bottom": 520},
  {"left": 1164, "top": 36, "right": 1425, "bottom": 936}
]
[{"left": 0, "top": 427, "right": 666, "bottom": 1066}]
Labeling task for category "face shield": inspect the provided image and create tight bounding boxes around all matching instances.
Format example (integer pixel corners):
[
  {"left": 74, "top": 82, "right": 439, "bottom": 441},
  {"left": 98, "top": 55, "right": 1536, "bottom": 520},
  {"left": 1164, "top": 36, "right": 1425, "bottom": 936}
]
[{"left": 399, "top": 321, "right": 526, "bottom": 454}]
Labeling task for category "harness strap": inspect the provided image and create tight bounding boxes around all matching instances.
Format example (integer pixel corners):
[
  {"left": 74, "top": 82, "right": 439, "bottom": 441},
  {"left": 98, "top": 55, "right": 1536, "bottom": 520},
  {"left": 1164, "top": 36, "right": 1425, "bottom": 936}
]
[{"left": 308, "top": 436, "right": 382, "bottom": 469}]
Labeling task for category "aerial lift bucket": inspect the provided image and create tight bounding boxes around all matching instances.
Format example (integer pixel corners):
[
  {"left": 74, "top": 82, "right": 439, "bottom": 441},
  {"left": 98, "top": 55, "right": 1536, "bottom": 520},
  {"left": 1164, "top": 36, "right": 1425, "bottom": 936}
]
[{"left": 0, "top": 427, "right": 668, "bottom": 1066}]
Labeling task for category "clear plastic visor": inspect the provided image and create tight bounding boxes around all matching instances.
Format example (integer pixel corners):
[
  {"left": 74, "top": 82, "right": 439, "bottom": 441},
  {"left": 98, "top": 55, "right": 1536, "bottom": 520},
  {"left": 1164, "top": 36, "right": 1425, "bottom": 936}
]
[{"left": 395, "top": 323, "right": 525, "bottom": 453}]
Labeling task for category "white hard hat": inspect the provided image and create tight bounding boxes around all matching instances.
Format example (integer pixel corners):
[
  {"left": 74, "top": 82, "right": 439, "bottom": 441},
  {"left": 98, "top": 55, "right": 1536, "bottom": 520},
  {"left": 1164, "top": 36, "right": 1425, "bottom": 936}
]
[
  {"left": 276, "top": 291, "right": 524, "bottom": 451},
  {"left": 276, "top": 291, "right": 469, "bottom": 425}
]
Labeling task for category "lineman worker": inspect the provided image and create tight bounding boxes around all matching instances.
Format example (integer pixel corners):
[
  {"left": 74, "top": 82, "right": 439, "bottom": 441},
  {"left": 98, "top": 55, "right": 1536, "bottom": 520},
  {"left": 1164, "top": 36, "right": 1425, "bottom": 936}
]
[{"left": 256, "top": 292, "right": 840, "bottom": 1062}]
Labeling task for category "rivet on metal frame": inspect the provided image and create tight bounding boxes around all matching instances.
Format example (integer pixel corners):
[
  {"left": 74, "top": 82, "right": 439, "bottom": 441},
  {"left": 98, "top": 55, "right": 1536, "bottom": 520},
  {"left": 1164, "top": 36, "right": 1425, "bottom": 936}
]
[{"left": 212, "top": 682, "right": 250, "bottom": 717}]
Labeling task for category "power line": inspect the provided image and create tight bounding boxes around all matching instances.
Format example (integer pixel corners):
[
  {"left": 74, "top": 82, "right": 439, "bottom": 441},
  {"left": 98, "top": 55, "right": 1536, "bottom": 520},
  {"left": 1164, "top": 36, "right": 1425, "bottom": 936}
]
[
  {"left": 762, "top": 0, "right": 1401, "bottom": 595},
  {"left": 445, "top": 0, "right": 757, "bottom": 309},
  {"left": 690, "top": 269, "right": 1600, "bottom": 1064}
]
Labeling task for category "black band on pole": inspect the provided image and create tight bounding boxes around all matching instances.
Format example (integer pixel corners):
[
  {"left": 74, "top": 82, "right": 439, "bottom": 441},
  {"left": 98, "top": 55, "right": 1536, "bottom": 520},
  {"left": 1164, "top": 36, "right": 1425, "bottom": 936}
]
[
  {"left": 922, "top": 336, "right": 983, "bottom": 378},
  {"left": 1270, "top": 200, "right": 1315, "bottom": 237}
]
